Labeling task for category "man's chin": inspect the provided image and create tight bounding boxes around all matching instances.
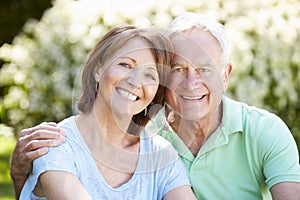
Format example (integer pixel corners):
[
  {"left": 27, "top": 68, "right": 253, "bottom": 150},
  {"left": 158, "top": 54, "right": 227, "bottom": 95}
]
[{"left": 177, "top": 112, "right": 205, "bottom": 121}]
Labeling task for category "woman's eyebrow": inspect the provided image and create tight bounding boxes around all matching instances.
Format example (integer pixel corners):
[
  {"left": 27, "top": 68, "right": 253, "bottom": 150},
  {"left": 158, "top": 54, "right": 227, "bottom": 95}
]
[
  {"left": 118, "top": 56, "right": 137, "bottom": 65},
  {"left": 147, "top": 66, "right": 158, "bottom": 71},
  {"left": 171, "top": 61, "right": 186, "bottom": 67}
]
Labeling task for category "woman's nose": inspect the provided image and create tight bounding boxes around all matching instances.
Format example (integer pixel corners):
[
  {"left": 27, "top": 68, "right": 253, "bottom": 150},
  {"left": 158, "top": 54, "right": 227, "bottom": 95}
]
[{"left": 126, "top": 70, "right": 143, "bottom": 88}]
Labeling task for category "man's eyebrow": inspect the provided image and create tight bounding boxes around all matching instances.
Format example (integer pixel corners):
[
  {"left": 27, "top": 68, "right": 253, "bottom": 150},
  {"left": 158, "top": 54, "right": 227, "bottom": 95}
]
[
  {"left": 196, "top": 62, "right": 214, "bottom": 67},
  {"left": 188, "top": 59, "right": 214, "bottom": 67},
  {"left": 171, "top": 61, "right": 215, "bottom": 70}
]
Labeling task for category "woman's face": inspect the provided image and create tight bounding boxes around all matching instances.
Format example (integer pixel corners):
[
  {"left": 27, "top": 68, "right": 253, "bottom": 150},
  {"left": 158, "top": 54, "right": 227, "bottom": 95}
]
[{"left": 96, "top": 38, "right": 159, "bottom": 117}]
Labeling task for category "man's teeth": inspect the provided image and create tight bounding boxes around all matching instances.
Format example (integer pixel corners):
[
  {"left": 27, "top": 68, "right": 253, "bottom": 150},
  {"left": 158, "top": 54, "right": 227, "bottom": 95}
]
[
  {"left": 117, "top": 89, "right": 138, "bottom": 101},
  {"left": 181, "top": 95, "right": 204, "bottom": 100}
]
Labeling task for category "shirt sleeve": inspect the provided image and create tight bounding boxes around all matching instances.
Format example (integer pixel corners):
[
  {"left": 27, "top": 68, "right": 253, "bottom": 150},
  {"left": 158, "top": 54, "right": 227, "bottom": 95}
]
[
  {"left": 20, "top": 123, "right": 78, "bottom": 199},
  {"left": 163, "top": 158, "right": 191, "bottom": 196},
  {"left": 258, "top": 114, "right": 300, "bottom": 189}
]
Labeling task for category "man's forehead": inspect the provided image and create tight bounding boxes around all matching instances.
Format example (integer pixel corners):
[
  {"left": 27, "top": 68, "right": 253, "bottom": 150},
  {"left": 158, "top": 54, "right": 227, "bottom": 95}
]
[
  {"left": 172, "top": 56, "right": 215, "bottom": 68},
  {"left": 171, "top": 29, "right": 214, "bottom": 46},
  {"left": 170, "top": 28, "right": 222, "bottom": 68},
  {"left": 171, "top": 38, "right": 213, "bottom": 62}
]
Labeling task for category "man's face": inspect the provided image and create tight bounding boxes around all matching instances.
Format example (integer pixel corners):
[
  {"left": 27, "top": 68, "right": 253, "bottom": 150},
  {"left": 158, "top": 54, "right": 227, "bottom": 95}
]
[{"left": 166, "top": 27, "right": 228, "bottom": 121}]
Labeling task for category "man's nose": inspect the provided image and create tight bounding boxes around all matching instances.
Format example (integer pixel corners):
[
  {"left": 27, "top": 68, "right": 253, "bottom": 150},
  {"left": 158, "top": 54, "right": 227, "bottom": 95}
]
[{"left": 186, "top": 68, "right": 202, "bottom": 89}]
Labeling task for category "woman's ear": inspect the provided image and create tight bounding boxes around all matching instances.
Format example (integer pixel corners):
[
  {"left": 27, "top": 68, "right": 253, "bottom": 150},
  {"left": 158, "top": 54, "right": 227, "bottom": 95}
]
[{"left": 94, "top": 66, "right": 102, "bottom": 82}]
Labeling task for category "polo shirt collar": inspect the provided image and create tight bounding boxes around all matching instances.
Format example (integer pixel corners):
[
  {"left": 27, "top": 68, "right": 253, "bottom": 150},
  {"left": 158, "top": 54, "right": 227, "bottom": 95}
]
[
  {"left": 159, "top": 96, "right": 244, "bottom": 160},
  {"left": 222, "top": 95, "right": 243, "bottom": 135},
  {"left": 195, "top": 96, "right": 244, "bottom": 157},
  {"left": 162, "top": 122, "right": 195, "bottom": 162}
]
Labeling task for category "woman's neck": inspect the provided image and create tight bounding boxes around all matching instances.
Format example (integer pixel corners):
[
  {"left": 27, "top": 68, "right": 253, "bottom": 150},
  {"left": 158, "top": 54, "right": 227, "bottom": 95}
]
[
  {"left": 75, "top": 104, "right": 140, "bottom": 173},
  {"left": 77, "top": 104, "right": 139, "bottom": 149}
]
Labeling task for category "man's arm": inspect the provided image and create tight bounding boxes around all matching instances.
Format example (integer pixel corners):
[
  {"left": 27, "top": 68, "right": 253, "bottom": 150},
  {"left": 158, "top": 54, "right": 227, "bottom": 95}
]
[
  {"left": 10, "top": 122, "right": 65, "bottom": 199},
  {"left": 271, "top": 182, "right": 300, "bottom": 200}
]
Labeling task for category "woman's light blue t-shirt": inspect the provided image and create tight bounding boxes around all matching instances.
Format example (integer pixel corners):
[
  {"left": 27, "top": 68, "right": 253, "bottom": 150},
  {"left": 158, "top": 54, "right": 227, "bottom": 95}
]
[{"left": 20, "top": 116, "right": 190, "bottom": 200}]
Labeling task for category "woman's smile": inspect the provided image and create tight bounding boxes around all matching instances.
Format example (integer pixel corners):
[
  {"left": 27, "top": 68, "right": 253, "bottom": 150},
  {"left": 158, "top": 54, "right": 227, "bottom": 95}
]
[
  {"left": 116, "top": 87, "right": 140, "bottom": 102},
  {"left": 97, "top": 38, "right": 159, "bottom": 116}
]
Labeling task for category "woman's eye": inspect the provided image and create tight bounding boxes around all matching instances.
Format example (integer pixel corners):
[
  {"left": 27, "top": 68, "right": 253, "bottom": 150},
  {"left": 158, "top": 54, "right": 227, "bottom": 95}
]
[
  {"left": 171, "top": 66, "right": 185, "bottom": 73},
  {"left": 145, "top": 73, "right": 157, "bottom": 81},
  {"left": 119, "top": 62, "right": 131, "bottom": 68}
]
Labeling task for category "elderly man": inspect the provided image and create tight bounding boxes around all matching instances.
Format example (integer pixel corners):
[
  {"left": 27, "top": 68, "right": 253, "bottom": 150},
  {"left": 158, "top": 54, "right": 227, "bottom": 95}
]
[{"left": 10, "top": 13, "right": 300, "bottom": 199}]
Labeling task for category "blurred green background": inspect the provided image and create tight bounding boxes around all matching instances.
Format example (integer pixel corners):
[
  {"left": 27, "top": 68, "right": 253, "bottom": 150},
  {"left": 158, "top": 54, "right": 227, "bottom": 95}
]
[{"left": 0, "top": 0, "right": 300, "bottom": 199}]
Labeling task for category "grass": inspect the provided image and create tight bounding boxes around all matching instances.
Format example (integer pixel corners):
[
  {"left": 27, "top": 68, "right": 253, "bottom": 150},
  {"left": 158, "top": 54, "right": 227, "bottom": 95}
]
[{"left": 0, "top": 135, "right": 16, "bottom": 200}]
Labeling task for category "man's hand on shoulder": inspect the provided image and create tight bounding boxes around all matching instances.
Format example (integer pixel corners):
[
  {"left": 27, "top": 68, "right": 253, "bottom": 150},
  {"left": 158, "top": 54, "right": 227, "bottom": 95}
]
[{"left": 10, "top": 122, "right": 66, "bottom": 199}]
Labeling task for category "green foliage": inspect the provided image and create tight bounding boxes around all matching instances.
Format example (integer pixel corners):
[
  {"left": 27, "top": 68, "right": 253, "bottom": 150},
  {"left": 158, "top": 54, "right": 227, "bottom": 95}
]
[
  {"left": 0, "top": 127, "right": 16, "bottom": 199},
  {"left": 0, "top": 0, "right": 300, "bottom": 198},
  {"left": 0, "top": 0, "right": 299, "bottom": 149},
  {"left": 226, "top": 1, "right": 300, "bottom": 152}
]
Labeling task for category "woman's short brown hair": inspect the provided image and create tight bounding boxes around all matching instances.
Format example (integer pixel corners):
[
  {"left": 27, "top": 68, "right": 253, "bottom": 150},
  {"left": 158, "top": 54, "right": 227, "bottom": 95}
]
[{"left": 77, "top": 25, "right": 173, "bottom": 134}]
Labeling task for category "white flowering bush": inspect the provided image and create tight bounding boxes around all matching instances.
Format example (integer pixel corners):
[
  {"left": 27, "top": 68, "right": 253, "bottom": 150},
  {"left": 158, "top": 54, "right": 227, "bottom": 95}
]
[
  {"left": 225, "top": 1, "right": 300, "bottom": 145},
  {"left": 0, "top": 0, "right": 299, "bottom": 151}
]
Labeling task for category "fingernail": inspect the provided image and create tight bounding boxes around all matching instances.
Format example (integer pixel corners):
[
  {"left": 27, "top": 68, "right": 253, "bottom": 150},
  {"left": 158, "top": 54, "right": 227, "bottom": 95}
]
[
  {"left": 60, "top": 134, "right": 66, "bottom": 142},
  {"left": 40, "top": 147, "right": 49, "bottom": 153},
  {"left": 60, "top": 129, "right": 67, "bottom": 136}
]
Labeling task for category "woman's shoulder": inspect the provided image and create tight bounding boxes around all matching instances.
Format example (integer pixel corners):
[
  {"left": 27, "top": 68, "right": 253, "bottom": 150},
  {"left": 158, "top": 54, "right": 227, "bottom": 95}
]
[
  {"left": 140, "top": 130, "right": 175, "bottom": 151},
  {"left": 137, "top": 130, "right": 179, "bottom": 172},
  {"left": 56, "top": 116, "right": 82, "bottom": 140},
  {"left": 57, "top": 116, "right": 76, "bottom": 129}
]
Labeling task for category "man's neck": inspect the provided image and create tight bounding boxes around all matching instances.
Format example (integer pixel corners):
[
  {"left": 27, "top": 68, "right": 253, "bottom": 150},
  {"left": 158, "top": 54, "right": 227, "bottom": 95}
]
[{"left": 170, "top": 104, "right": 223, "bottom": 157}]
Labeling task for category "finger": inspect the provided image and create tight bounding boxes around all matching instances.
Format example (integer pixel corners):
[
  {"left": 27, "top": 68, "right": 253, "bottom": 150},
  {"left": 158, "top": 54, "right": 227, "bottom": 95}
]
[
  {"left": 36, "top": 126, "right": 67, "bottom": 141},
  {"left": 26, "top": 128, "right": 64, "bottom": 141},
  {"left": 33, "top": 124, "right": 66, "bottom": 140},
  {"left": 32, "top": 128, "right": 60, "bottom": 139},
  {"left": 60, "top": 129, "right": 66, "bottom": 137},
  {"left": 11, "top": 146, "right": 49, "bottom": 176},
  {"left": 15, "top": 129, "right": 63, "bottom": 153},
  {"left": 40, "top": 122, "right": 58, "bottom": 127},
  {"left": 23, "top": 147, "right": 49, "bottom": 164},
  {"left": 25, "top": 138, "right": 63, "bottom": 152},
  {"left": 17, "top": 130, "right": 65, "bottom": 152},
  {"left": 35, "top": 125, "right": 66, "bottom": 140},
  {"left": 20, "top": 122, "right": 58, "bottom": 137}
]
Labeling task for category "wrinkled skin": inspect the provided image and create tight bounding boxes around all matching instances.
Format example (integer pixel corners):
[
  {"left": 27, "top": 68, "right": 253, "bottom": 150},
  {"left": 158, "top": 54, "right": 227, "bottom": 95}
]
[{"left": 10, "top": 122, "right": 65, "bottom": 199}]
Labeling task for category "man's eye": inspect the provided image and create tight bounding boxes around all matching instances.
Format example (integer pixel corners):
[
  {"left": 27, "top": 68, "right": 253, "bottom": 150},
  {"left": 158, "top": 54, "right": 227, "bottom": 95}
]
[
  {"left": 198, "top": 67, "right": 211, "bottom": 73},
  {"left": 119, "top": 62, "right": 131, "bottom": 68}
]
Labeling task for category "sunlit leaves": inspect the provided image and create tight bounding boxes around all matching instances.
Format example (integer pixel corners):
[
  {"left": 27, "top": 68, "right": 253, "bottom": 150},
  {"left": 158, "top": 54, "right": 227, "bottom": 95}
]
[{"left": 0, "top": 0, "right": 299, "bottom": 150}]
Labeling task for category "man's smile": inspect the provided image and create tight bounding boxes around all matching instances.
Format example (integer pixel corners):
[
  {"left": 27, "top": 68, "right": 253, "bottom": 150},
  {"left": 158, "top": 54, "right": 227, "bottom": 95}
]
[{"left": 180, "top": 94, "right": 206, "bottom": 100}]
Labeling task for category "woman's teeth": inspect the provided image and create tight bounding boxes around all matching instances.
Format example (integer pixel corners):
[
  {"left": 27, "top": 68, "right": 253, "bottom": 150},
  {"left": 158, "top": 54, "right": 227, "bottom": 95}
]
[{"left": 117, "top": 89, "right": 138, "bottom": 101}]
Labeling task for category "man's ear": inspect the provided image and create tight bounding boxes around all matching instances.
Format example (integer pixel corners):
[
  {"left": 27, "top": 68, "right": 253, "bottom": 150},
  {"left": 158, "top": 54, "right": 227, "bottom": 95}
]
[{"left": 222, "top": 63, "right": 233, "bottom": 91}]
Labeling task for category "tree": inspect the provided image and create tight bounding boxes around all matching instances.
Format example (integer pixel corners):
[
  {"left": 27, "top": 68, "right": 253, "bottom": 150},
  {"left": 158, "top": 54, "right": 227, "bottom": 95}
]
[{"left": 0, "top": 0, "right": 299, "bottom": 154}]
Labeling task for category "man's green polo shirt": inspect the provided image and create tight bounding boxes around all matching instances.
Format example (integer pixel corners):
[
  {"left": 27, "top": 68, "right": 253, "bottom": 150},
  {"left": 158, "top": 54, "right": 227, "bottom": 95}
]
[{"left": 146, "top": 96, "right": 300, "bottom": 199}]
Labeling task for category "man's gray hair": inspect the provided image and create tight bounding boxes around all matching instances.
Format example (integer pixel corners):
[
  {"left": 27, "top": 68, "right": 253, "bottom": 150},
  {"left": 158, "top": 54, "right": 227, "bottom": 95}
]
[{"left": 167, "top": 12, "right": 230, "bottom": 68}]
